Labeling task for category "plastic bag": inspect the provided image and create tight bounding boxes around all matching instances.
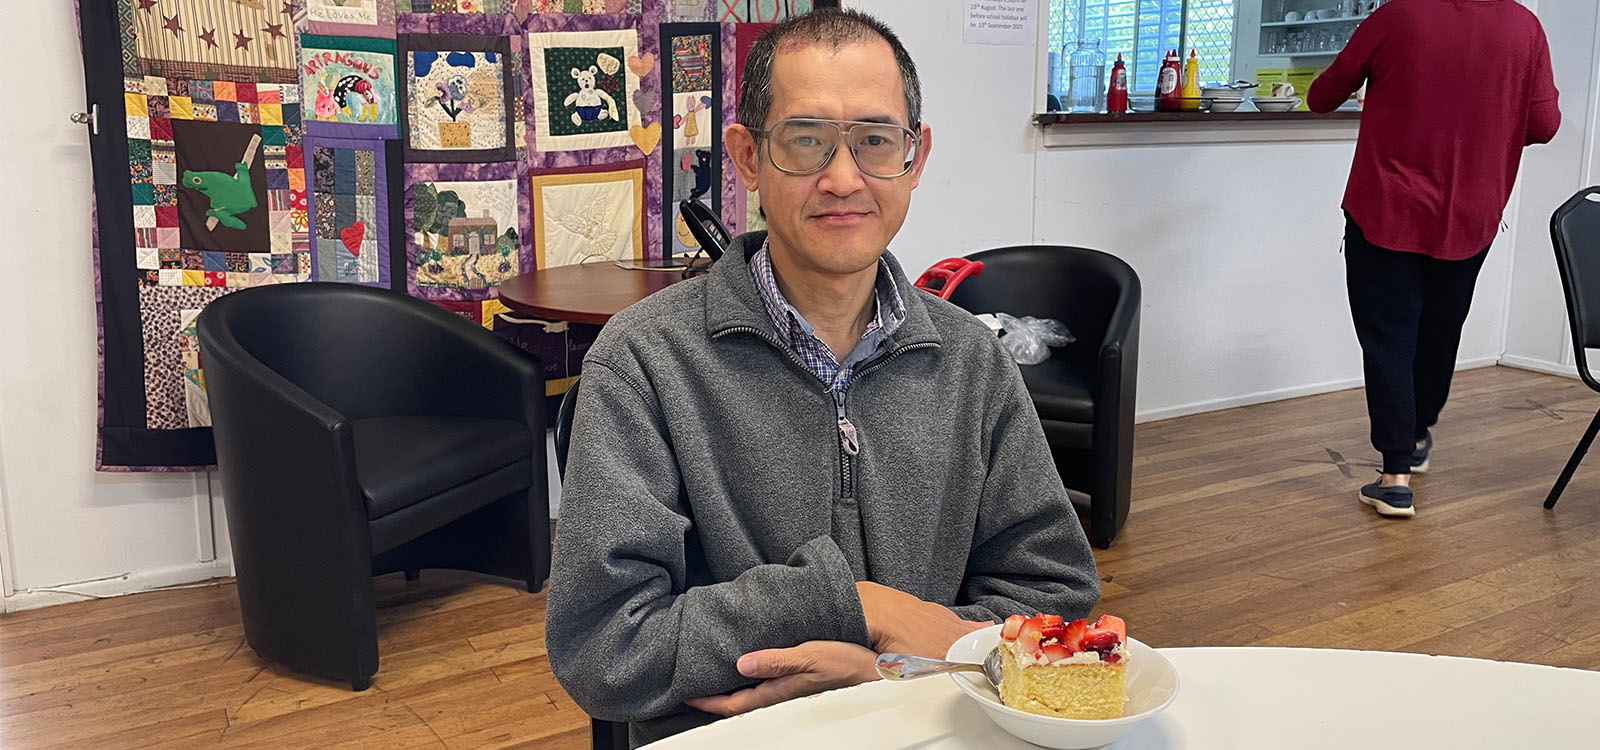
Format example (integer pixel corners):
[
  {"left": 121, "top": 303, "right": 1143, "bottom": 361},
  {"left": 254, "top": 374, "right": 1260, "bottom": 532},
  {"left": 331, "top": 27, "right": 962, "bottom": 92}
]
[{"left": 995, "top": 313, "right": 1075, "bottom": 365}]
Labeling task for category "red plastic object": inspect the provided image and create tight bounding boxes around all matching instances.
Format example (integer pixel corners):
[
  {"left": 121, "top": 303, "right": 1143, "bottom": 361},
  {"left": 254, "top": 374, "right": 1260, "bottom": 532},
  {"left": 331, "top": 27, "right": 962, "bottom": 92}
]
[
  {"left": 913, "top": 258, "right": 985, "bottom": 300},
  {"left": 1156, "top": 49, "right": 1183, "bottom": 111},
  {"left": 1106, "top": 54, "right": 1128, "bottom": 113}
]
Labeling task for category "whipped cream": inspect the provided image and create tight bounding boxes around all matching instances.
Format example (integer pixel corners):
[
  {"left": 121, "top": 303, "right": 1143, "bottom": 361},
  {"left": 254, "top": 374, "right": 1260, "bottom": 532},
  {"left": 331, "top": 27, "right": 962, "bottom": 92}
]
[{"left": 1004, "top": 638, "right": 1129, "bottom": 666}]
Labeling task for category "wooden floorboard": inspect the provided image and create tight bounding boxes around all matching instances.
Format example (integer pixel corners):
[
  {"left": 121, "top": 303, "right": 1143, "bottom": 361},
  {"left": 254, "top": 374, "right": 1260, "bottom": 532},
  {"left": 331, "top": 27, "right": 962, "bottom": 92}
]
[{"left": 1, "top": 366, "right": 1596, "bottom": 748}]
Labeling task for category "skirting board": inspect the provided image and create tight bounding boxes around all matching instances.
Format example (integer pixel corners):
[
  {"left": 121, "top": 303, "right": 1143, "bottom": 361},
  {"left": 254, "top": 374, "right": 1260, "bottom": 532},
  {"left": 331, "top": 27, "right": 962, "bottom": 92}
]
[
  {"left": 1499, "top": 355, "right": 1581, "bottom": 380},
  {"left": 2, "top": 558, "right": 234, "bottom": 613},
  {"left": 1135, "top": 356, "right": 1502, "bottom": 424}
]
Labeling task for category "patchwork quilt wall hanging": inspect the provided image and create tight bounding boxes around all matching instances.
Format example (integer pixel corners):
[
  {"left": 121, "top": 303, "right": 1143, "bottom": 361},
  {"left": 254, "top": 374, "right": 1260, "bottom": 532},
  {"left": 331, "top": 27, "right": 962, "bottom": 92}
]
[{"left": 79, "top": 0, "right": 836, "bottom": 470}]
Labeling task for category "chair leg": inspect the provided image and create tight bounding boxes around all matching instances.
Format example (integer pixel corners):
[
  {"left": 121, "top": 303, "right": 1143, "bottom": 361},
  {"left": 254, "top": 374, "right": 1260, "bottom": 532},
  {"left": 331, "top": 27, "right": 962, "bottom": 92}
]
[
  {"left": 1089, "top": 520, "right": 1114, "bottom": 551},
  {"left": 1545, "top": 407, "right": 1600, "bottom": 509},
  {"left": 403, "top": 568, "right": 420, "bottom": 582},
  {"left": 352, "top": 675, "right": 371, "bottom": 691},
  {"left": 591, "top": 718, "right": 628, "bottom": 750}
]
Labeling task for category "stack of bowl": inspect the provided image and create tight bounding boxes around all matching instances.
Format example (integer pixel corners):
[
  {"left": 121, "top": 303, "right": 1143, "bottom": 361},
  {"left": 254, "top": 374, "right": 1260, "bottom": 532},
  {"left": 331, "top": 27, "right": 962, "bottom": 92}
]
[{"left": 1200, "top": 84, "right": 1253, "bottom": 113}]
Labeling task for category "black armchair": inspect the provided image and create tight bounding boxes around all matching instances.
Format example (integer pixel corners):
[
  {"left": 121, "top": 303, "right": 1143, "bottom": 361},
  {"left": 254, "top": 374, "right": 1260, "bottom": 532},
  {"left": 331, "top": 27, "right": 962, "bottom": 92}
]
[
  {"left": 1544, "top": 187, "right": 1600, "bottom": 509},
  {"left": 946, "top": 246, "right": 1141, "bottom": 549},
  {"left": 196, "top": 283, "right": 550, "bottom": 691}
]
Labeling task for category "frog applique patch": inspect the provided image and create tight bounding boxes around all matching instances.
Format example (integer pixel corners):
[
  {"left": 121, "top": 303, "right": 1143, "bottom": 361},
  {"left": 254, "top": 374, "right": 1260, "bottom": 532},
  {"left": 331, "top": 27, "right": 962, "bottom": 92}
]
[{"left": 180, "top": 133, "right": 261, "bottom": 231}]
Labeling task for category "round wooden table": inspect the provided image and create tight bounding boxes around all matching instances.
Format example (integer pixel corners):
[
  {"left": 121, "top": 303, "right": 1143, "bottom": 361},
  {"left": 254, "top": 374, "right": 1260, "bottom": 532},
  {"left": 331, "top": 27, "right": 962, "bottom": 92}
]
[{"left": 496, "top": 262, "right": 688, "bottom": 325}]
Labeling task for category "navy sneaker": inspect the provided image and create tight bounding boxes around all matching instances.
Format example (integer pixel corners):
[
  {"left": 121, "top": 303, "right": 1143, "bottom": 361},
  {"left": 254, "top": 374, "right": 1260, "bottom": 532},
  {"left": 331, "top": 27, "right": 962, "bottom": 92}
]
[
  {"left": 1411, "top": 432, "right": 1432, "bottom": 473},
  {"left": 1360, "top": 481, "right": 1415, "bottom": 518}
]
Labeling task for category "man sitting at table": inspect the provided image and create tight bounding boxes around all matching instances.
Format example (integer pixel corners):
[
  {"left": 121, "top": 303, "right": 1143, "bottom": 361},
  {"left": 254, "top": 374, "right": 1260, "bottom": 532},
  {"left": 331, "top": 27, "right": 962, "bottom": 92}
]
[{"left": 545, "top": 9, "right": 1100, "bottom": 745}]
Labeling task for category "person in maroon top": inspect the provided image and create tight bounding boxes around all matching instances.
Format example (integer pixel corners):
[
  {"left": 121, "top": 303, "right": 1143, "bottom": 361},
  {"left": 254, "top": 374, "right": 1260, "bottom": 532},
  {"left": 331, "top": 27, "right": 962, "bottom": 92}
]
[{"left": 1308, "top": 0, "right": 1559, "bottom": 518}]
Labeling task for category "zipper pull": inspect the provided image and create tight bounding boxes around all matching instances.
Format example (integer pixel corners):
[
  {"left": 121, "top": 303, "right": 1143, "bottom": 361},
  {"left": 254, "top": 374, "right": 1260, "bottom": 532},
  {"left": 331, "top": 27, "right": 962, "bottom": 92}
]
[
  {"left": 834, "top": 390, "right": 859, "bottom": 456},
  {"left": 838, "top": 417, "right": 859, "bottom": 456}
]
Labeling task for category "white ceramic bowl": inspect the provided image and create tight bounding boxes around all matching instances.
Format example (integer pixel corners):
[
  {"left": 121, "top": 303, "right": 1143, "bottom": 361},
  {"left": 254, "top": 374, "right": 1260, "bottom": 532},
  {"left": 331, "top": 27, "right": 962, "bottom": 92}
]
[
  {"left": 1201, "top": 86, "right": 1250, "bottom": 113},
  {"left": 1253, "top": 96, "right": 1301, "bottom": 112},
  {"left": 945, "top": 625, "right": 1179, "bottom": 750}
]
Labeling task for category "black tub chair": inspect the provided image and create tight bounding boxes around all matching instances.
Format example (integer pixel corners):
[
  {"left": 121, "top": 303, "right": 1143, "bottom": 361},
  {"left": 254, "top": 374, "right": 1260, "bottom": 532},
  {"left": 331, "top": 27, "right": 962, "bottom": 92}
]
[
  {"left": 197, "top": 283, "right": 550, "bottom": 690},
  {"left": 946, "top": 245, "right": 1141, "bottom": 549}
]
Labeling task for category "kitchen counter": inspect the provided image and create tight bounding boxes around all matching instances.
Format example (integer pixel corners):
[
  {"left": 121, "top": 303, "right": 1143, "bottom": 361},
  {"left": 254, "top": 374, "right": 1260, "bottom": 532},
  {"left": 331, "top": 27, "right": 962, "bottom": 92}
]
[
  {"left": 1035, "top": 110, "right": 1361, "bottom": 125},
  {"left": 1034, "top": 109, "right": 1362, "bottom": 148}
]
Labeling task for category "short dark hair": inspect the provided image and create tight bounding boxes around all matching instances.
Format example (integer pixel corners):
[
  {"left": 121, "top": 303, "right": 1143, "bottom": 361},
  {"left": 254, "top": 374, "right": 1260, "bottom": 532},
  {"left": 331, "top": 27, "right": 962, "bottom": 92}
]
[{"left": 738, "top": 8, "right": 922, "bottom": 131}]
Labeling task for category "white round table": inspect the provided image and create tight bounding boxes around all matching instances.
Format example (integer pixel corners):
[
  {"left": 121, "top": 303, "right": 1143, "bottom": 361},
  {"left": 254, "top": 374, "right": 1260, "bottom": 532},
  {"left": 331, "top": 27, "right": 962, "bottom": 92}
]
[{"left": 641, "top": 648, "right": 1600, "bottom": 749}]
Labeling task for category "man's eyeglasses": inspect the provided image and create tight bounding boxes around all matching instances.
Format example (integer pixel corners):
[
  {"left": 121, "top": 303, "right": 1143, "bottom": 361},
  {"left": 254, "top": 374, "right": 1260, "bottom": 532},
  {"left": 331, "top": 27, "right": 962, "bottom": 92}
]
[{"left": 747, "top": 118, "right": 921, "bottom": 179}]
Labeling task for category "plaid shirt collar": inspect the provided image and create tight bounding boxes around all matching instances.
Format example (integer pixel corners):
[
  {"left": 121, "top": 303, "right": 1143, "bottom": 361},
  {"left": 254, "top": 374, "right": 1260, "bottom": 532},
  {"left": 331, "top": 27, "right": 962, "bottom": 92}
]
[{"left": 749, "top": 240, "right": 907, "bottom": 391}]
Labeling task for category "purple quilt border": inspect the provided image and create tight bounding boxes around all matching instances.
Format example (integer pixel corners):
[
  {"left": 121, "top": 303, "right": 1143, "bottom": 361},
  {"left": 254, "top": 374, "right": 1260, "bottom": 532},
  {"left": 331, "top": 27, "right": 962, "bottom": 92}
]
[
  {"left": 395, "top": 11, "right": 520, "bottom": 36},
  {"left": 720, "top": 21, "right": 740, "bottom": 235},
  {"left": 304, "top": 136, "right": 393, "bottom": 289},
  {"left": 522, "top": 11, "right": 662, "bottom": 259},
  {"left": 402, "top": 160, "right": 532, "bottom": 302},
  {"left": 306, "top": 121, "right": 400, "bottom": 140}
]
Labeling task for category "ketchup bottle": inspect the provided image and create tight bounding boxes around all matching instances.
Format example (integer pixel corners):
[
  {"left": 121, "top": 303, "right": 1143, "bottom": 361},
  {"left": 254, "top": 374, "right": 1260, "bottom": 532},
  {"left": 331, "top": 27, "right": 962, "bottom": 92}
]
[
  {"left": 1156, "top": 50, "right": 1183, "bottom": 112},
  {"left": 1106, "top": 53, "right": 1129, "bottom": 113}
]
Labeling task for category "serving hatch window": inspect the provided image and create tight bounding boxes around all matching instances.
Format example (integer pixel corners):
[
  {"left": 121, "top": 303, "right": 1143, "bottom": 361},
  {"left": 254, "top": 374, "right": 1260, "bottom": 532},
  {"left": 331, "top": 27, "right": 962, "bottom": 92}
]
[{"left": 1048, "top": 0, "right": 1236, "bottom": 94}]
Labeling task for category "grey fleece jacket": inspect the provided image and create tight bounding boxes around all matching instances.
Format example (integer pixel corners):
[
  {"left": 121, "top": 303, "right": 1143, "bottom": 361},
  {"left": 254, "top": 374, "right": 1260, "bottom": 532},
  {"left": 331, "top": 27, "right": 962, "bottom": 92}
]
[{"left": 545, "top": 232, "right": 1100, "bottom": 746}]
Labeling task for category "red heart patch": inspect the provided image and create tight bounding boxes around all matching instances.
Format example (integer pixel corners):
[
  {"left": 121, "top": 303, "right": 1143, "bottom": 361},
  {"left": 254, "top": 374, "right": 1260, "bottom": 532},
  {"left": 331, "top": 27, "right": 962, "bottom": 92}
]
[{"left": 340, "top": 221, "right": 365, "bottom": 255}]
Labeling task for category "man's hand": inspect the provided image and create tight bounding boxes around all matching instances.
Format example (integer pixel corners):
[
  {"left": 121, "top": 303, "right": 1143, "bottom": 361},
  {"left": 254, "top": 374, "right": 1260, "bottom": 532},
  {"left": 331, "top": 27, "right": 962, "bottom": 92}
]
[
  {"left": 856, "top": 581, "right": 991, "bottom": 658},
  {"left": 684, "top": 641, "right": 879, "bottom": 717}
]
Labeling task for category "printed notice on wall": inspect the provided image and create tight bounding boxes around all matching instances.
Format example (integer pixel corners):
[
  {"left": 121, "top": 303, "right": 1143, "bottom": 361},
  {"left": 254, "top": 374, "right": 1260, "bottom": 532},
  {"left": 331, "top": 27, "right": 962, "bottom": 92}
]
[{"left": 963, "top": 0, "right": 1035, "bottom": 46}]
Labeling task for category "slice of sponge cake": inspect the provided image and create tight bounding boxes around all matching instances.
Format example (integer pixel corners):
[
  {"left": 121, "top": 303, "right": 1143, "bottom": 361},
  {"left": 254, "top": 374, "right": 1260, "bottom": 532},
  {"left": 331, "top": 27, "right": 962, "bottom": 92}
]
[{"left": 996, "top": 613, "right": 1128, "bottom": 720}]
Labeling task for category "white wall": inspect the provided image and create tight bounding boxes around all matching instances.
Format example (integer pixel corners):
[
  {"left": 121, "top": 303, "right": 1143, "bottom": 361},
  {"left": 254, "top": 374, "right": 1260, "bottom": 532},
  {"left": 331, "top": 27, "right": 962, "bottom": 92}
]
[
  {"left": 1501, "top": 1, "right": 1600, "bottom": 376},
  {"left": 1034, "top": 142, "right": 1511, "bottom": 420},
  {"left": 860, "top": 0, "right": 1039, "bottom": 269},
  {"left": 864, "top": 0, "right": 1511, "bottom": 420}
]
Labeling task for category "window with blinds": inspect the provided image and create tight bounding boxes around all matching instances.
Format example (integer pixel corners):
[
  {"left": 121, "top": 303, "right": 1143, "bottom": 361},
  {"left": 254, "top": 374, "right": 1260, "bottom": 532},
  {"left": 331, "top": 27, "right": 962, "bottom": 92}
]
[{"left": 1048, "top": 0, "right": 1235, "bottom": 95}]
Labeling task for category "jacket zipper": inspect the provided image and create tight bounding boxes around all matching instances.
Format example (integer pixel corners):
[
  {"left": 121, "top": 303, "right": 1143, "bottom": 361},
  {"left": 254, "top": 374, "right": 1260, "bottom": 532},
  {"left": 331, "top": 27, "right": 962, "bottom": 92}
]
[
  {"left": 713, "top": 326, "right": 937, "bottom": 503},
  {"left": 834, "top": 343, "right": 937, "bottom": 501},
  {"left": 834, "top": 388, "right": 858, "bottom": 503},
  {"left": 834, "top": 389, "right": 860, "bottom": 456}
]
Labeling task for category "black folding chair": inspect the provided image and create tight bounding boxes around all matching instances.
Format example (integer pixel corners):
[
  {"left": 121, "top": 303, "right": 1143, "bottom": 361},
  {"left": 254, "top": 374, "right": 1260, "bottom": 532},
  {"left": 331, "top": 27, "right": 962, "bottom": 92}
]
[{"left": 1544, "top": 187, "right": 1600, "bottom": 509}]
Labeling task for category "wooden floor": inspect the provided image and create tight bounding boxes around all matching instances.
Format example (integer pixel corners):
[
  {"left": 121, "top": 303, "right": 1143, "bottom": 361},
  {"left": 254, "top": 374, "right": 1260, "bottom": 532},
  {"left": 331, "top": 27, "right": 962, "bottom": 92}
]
[{"left": 3, "top": 366, "right": 1598, "bottom": 749}]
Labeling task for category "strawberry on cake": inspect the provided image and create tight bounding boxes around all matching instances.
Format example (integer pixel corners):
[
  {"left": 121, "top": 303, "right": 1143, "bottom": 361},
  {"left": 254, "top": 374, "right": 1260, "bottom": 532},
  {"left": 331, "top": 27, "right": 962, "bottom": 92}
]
[{"left": 996, "top": 613, "right": 1128, "bottom": 720}]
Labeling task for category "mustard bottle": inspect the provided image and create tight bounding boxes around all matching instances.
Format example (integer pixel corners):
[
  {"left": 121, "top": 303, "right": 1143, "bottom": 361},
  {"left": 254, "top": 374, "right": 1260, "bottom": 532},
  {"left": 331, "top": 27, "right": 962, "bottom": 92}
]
[{"left": 1181, "top": 49, "right": 1202, "bottom": 111}]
